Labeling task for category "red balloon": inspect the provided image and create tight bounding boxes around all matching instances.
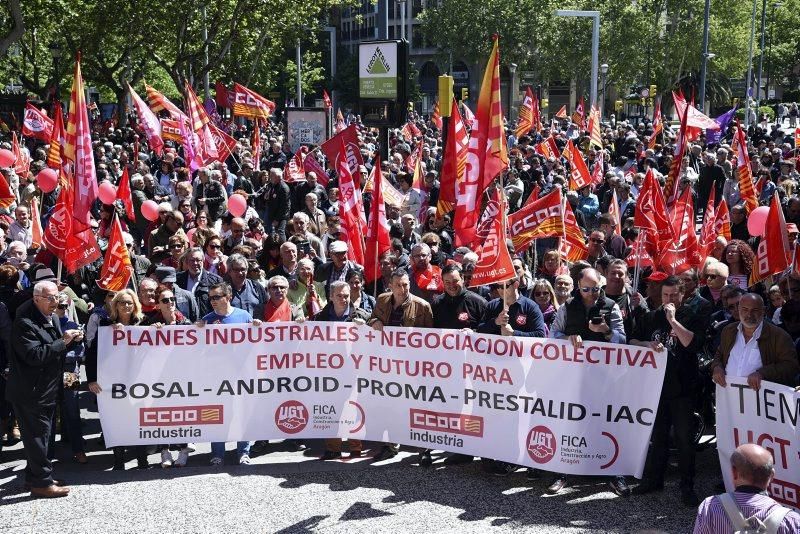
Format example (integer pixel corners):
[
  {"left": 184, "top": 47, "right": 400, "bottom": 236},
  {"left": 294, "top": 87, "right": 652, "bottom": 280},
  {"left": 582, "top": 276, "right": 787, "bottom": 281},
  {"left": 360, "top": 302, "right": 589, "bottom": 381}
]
[
  {"left": 747, "top": 206, "right": 770, "bottom": 236},
  {"left": 37, "top": 168, "right": 59, "bottom": 193},
  {"left": 141, "top": 200, "right": 160, "bottom": 221},
  {"left": 228, "top": 193, "right": 247, "bottom": 218},
  {"left": 0, "top": 149, "right": 15, "bottom": 168},
  {"left": 98, "top": 181, "right": 118, "bottom": 205}
]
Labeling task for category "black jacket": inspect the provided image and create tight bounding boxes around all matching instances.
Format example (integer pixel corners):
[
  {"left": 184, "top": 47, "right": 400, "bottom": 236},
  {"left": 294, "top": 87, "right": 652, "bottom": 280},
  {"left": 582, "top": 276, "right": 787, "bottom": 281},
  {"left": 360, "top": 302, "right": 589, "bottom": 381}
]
[
  {"left": 6, "top": 299, "right": 75, "bottom": 405},
  {"left": 265, "top": 180, "right": 291, "bottom": 223},
  {"left": 432, "top": 290, "right": 487, "bottom": 330},
  {"left": 176, "top": 269, "right": 224, "bottom": 318}
]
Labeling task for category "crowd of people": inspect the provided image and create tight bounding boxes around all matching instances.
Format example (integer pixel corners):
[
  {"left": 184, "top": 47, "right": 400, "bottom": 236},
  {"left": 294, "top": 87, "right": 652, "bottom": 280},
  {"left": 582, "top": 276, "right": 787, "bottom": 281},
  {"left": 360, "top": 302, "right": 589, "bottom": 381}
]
[{"left": 0, "top": 96, "right": 799, "bottom": 529}]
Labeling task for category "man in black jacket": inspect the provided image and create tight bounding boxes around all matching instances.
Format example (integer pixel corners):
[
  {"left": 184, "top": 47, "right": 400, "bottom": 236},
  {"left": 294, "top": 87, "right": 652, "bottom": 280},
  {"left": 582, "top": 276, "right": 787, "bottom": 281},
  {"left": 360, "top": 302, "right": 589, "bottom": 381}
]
[
  {"left": 7, "top": 281, "right": 83, "bottom": 498},
  {"left": 177, "top": 247, "right": 223, "bottom": 318}
]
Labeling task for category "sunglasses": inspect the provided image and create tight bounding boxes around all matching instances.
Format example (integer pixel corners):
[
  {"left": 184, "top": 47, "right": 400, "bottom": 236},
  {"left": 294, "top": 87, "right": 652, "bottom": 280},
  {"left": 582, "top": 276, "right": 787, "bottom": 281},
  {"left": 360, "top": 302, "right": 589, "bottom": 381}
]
[
  {"left": 579, "top": 287, "right": 601, "bottom": 293},
  {"left": 160, "top": 297, "right": 176, "bottom": 304},
  {"left": 705, "top": 274, "right": 718, "bottom": 280},
  {"left": 208, "top": 244, "right": 222, "bottom": 249},
  {"left": 169, "top": 244, "right": 184, "bottom": 249},
  {"left": 209, "top": 294, "right": 226, "bottom": 301},
  {"left": 589, "top": 238, "right": 604, "bottom": 244}
]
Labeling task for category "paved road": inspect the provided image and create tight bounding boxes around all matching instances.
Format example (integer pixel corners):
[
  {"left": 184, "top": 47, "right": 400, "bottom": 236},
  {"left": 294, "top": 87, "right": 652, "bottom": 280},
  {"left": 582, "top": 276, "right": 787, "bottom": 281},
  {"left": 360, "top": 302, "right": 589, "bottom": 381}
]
[{"left": 0, "top": 399, "right": 722, "bottom": 534}]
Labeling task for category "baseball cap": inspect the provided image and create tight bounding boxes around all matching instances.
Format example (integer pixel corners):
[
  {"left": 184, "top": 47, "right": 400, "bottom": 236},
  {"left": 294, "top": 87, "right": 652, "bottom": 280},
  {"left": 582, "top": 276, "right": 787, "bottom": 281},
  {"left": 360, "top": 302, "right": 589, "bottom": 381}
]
[
  {"left": 154, "top": 266, "right": 177, "bottom": 284},
  {"left": 329, "top": 240, "right": 348, "bottom": 253}
]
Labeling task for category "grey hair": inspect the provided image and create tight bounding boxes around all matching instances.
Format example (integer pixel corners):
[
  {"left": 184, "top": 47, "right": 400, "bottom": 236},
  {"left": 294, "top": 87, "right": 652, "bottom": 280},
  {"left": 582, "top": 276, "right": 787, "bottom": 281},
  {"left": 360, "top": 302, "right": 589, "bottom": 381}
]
[
  {"left": 297, "top": 258, "right": 315, "bottom": 270},
  {"left": 226, "top": 253, "right": 249, "bottom": 270},
  {"left": 293, "top": 211, "right": 310, "bottom": 223},
  {"left": 329, "top": 280, "right": 349, "bottom": 295},
  {"left": 33, "top": 281, "right": 58, "bottom": 296},
  {"left": 267, "top": 275, "right": 289, "bottom": 288}
]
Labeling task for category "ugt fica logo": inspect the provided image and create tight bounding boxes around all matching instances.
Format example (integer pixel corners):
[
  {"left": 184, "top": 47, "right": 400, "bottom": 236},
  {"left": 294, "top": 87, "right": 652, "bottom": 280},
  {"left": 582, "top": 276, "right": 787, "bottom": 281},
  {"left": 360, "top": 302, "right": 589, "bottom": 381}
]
[
  {"left": 275, "top": 400, "right": 308, "bottom": 434},
  {"left": 526, "top": 425, "right": 556, "bottom": 464}
]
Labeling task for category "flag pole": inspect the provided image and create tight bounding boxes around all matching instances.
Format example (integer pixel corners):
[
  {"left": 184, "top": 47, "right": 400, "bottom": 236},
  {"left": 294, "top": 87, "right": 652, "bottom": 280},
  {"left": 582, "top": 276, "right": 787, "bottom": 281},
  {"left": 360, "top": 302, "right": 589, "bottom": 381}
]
[{"left": 631, "top": 228, "right": 644, "bottom": 294}]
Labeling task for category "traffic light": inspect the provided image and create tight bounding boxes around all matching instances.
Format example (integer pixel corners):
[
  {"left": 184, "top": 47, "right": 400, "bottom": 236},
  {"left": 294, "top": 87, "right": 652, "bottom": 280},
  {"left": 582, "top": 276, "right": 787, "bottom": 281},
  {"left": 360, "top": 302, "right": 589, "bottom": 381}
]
[
  {"left": 408, "top": 102, "right": 414, "bottom": 112},
  {"left": 461, "top": 87, "right": 469, "bottom": 101},
  {"left": 649, "top": 85, "right": 657, "bottom": 99},
  {"left": 438, "top": 75, "right": 453, "bottom": 117},
  {"left": 541, "top": 98, "right": 549, "bottom": 109},
  {"left": 614, "top": 100, "right": 623, "bottom": 111}
]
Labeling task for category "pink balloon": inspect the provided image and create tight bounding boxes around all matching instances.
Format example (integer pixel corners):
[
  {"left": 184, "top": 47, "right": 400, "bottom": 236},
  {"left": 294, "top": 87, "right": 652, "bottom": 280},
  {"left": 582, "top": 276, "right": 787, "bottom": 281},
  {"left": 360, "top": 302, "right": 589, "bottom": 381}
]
[
  {"left": 141, "top": 200, "right": 160, "bottom": 221},
  {"left": 98, "top": 181, "right": 118, "bottom": 205},
  {"left": 228, "top": 193, "right": 247, "bottom": 218},
  {"left": 747, "top": 206, "right": 770, "bottom": 236},
  {"left": 0, "top": 149, "right": 15, "bottom": 168},
  {"left": 37, "top": 168, "right": 59, "bottom": 193}
]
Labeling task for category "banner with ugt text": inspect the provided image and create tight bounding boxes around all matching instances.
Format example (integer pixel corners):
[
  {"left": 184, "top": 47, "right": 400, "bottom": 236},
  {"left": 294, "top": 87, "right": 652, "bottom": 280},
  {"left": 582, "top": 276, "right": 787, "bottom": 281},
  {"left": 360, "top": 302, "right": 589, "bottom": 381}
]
[
  {"left": 98, "top": 323, "right": 667, "bottom": 477},
  {"left": 716, "top": 380, "right": 799, "bottom": 511}
]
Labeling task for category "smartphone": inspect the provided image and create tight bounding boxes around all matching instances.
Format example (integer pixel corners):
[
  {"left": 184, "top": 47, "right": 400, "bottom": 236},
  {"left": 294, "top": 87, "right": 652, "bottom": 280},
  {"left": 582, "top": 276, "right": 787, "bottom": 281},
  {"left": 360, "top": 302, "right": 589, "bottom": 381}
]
[
  {"left": 590, "top": 317, "right": 603, "bottom": 325},
  {"left": 299, "top": 241, "right": 311, "bottom": 254}
]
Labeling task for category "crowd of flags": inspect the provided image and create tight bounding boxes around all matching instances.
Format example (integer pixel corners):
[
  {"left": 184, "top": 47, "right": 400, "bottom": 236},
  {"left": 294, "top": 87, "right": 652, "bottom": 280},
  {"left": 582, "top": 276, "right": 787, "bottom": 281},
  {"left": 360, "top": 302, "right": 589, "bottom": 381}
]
[{"left": 7, "top": 42, "right": 800, "bottom": 293}]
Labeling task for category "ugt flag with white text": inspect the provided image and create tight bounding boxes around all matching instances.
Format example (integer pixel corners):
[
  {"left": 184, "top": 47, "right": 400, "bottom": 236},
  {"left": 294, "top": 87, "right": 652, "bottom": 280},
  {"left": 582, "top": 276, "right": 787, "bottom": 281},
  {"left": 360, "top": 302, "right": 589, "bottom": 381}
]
[
  {"left": 716, "top": 380, "right": 799, "bottom": 511},
  {"left": 98, "top": 323, "right": 667, "bottom": 477}
]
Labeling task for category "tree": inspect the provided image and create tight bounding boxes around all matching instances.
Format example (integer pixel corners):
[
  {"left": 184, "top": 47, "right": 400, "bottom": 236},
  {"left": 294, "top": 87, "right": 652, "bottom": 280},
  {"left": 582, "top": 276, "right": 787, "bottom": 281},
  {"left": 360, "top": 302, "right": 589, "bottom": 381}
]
[{"left": 0, "top": 0, "right": 24, "bottom": 58}]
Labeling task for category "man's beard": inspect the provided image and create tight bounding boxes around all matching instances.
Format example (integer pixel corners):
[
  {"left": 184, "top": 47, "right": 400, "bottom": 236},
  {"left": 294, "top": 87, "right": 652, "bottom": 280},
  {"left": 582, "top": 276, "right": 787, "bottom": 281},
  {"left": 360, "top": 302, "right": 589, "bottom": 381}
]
[{"left": 555, "top": 288, "right": 570, "bottom": 299}]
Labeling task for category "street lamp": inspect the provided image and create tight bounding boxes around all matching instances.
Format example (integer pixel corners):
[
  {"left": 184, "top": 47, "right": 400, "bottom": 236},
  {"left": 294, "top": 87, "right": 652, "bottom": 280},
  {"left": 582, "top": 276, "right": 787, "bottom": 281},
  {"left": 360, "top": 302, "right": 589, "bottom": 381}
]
[
  {"left": 554, "top": 10, "right": 600, "bottom": 108},
  {"left": 397, "top": 0, "right": 407, "bottom": 41},
  {"left": 509, "top": 63, "right": 517, "bottom": 120},
  {"left": 599, "top": 63, "right": 608, "bottom": 119},
  {"left": 765, "top": 2, "right": 782, "bottom": 102},
  {"left": 48, "top": 41, "right": 62, "bottom": 101},
  {"left": 698, "top": 0, "right": 711, "bottom": 112},
  {"left": 744, "top": 0, "right": 758, "bottom": 129}
]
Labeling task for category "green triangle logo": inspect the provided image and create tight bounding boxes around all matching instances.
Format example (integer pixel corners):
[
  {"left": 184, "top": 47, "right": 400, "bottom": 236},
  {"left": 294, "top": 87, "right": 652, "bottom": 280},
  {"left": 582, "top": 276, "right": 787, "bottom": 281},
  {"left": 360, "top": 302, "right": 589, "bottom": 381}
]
[{"left": 367, "top": 48, "right": 390, "bottom": 75}]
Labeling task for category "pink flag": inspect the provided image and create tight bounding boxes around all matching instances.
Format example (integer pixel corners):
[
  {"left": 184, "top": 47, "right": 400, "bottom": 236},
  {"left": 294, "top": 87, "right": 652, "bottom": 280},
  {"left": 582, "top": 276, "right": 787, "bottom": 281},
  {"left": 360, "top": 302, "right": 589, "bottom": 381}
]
[{"left": 128, "top": 83, "right": 164, "bottom": 156}]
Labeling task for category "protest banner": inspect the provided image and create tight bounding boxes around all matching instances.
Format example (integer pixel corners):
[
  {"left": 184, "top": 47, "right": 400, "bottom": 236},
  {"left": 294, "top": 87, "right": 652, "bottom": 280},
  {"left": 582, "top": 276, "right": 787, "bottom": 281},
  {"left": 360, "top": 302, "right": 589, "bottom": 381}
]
[
  {"left": 98, "top": 323, "right": 667, "bottom": 477},
  {"left": 716, "top": 380, "right": 799, "bottom": 511}
]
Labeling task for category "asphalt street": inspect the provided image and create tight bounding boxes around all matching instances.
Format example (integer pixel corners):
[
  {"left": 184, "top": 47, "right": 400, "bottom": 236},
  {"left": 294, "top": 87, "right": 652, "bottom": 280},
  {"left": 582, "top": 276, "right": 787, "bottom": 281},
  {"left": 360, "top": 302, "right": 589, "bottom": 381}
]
[{"left": 0, "top": 394, "right": 722, "bottom": 533}]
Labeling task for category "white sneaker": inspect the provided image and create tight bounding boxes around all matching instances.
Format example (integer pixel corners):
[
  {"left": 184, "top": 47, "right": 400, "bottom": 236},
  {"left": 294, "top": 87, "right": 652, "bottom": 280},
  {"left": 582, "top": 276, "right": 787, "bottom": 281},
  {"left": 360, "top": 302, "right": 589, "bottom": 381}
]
[
  {"left": 174, "top": 448, "right": 190, "bottom": 467},
  {"left": 160, "top": 450, "right": 174, "bottom": 468},
  {"left": 210, "top": 457, "right": 223, "bottom": 466},
  {"left": 238, "top": 454, "right": 251, "bottom": 465}
]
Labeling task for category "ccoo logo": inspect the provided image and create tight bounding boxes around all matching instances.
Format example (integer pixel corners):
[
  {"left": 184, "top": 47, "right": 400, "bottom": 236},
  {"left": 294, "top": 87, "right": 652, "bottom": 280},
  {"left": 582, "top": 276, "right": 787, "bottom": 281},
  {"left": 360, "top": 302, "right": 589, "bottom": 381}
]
[
  {"left": 275, "top": 400, "right": 308, "bottom": 434},
  {"left": 526, "top": 425, "right": 557, "bottom": 464}
]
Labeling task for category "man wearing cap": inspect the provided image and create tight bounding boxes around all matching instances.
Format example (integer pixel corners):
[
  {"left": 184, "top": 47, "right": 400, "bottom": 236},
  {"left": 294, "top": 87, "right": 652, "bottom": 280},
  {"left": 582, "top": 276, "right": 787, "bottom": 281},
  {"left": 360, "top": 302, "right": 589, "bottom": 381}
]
[
  {"left": 153, "top": 266, "right": 199, "bottom": 322},
  {"left": 645, "top": 271, "right": 669, "bottom": 309},
  {"left": 7, "top": 280, "right": 84, "bottom": 497},
  {"left": 315, "top": 241, "right": 363, "bottom": 298}
]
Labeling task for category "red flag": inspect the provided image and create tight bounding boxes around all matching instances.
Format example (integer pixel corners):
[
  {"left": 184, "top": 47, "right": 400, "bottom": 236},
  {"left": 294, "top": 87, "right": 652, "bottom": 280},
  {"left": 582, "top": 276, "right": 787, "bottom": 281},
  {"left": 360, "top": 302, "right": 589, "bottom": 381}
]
[
  {"left": 734, "top": 122, "right": 758, "bottom": 214},
  {"left": 96, "top": 215, "right": 134, "bottom": 291},
  {"left": 657, "top": 186, "right": 700, "bottom": 274},
  {"left": 215, "top": 81, "right": 234, "bottom": 109},
  {"left": 515, "top": 87, "right": 535, "bottom": 138},
  {"left": 251, "top": 119, "right": 261, "bottom": 171},
  {"left": 116, "top": 166, "right": 135, "bottom": 222},
  {"left": 431, "top": 101, "right": 442, "bottom": 131},
  {"left": 648, "top": 101, "right": 662, "bottom": 150},
  {"left": 144, "top": 83, "right": 185, "bottom": 120},
  {"left": 322, "top": 90, "right": 332, "bottom": 110},
  {"left": 401, "top": 121, "right": 421, "bottom": 141},
  {"left": 0, "top": 172, "right": 15, "bottom": 209},
  {"left": 508, "top": 188, "right": 564, "bottom": 251},
  {"left": 64, "top": 54, "right": 98, "bottom": 227},
  {"left": 128, "top": 83, "right": 164, "bottom": 156},
  {"left": 561, "top": 200, "right": 589, "bottom": 262},
  {"left": 285, "top": 148, "right": 306, "bottom": 183},
  {"left": 12, "top": 132, "right": 30, "bottom": 179},
  {"left": 587, "top": 105, "right": 602, "bottom": 149},
  {"left": 715, "top": 198, "right": 732, "bottom": 240},
  {"left": 469, "top": 191, "right": 515, "bottom": 287},
  {"left": 562, "top": 140, "right": 592, "bottom": 190},
  {"left": 626, "top": 231, "right": 655, "bottom": 269},
  {"left": 457, "top": 36, "right": 508, "bottom": 248},
  {"left": 42, "top": 183, "right": 101, "bottom": 272},
  {"left": 303, "top": 149, "right": 329, "bottom": 187},
  {"left": 590, "top": 149, "right": 605, "bottom": 187},
  {"left": 336, "top": 139, "right": 365, "bottom": 267},
  {"left": 22, "top": 103, "right": 54, "bottom": 141},
  {"left": 232, "top": 83, "right": 276, "bottom": 120},
  {"left": 438, "top": 99, "right": 467, "bottom": 217},
  {"left": 364, "top": 156, "right": 392, "bottom": 283},
  {"left": 160, "top": 119, "right": 182, "bottom": 142},
  {"left": 635, "top": 169, "right": 675, "bottom": 256},
  {"left": 320, "top": 124, "right": 364, "bottom": 175},
  {"left": 751, "top": 192, "right": 789, "bottom": 285},
  {"left": 523, "top": 184, "right": 541, "bottom": 208},
  {"left": 555, "top": 105, "right": 567, "bottom": 119},
  {"left": 208, "top": 123, "right": 238, "bottom": 161},
  {"left": 608, "top": 188, "right": 622, "bottom": 236},
  {"left": 698, "top": 188, "right": 717, "bottom": 264},
  {"left": 665, "top": 102, "right": 689, "bottom": 204},
  {"left": 47, "top": 102, "right": 66, "bottom": 170},
  {"left": 571, "top": 97, "right": 585, "bottom": 128}
]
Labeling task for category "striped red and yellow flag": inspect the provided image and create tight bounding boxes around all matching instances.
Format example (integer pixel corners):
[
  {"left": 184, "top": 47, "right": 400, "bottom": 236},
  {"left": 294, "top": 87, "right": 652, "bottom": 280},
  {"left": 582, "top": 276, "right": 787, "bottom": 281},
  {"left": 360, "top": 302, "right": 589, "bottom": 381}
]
[
  {"left": 47, "top": 102, "right": 66, "bottom": 170},
  {"left": 232, "top": 83, "right": 276, "bottom": 120},
  {"left": 184, "top": 82, "right": 210, "bottom": 132},
  {"left": 144, "top": 83, "right": 185, "bottom": 119},
  {"left": 588, "top": 105, "right": 602, "bottom": 149},
  {"left": 515, "top": 87, "right": 535, "bottom": 138},
  {"left": 734, "top": 122, "right": 758, "bottom": 214},
  {"left": 431, "top": 100, "right": 442, "bottom": 130}
]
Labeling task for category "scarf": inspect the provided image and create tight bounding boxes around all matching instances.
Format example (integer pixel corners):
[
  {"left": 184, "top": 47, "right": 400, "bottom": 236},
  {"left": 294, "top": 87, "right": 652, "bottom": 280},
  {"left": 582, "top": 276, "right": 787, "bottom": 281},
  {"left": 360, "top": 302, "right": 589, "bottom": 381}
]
[
  {"left": 413, "top": 265, "right": 443, "bottom": 292},
  {"left": 264, "top": 298, "right": 292, "bottom": 322}
]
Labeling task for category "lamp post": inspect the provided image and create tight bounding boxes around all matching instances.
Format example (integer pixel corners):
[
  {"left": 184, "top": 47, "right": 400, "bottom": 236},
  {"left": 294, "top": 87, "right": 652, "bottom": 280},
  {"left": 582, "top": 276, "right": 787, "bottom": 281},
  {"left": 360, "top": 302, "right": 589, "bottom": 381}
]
[
  {"left": 599, "top": 63, "right": 608, "bottom": 119},
  {"left": 555, "top": 10, "right": 600, "bottom": 109},
  {"left": 296, "top": 38, "right": 302, "bottom": 107},
  {"left": 509, "top": 62, "right": 517, "bottom": 121},
  {"left": 698, "top": 0, "right": 711, "bottom": 112},
  {"left": 744, "top": 0, "right": 758, "bottom": 129},
  {"left": 398, "top": 0, "right": 407, "bottom": 41},
  {"left": 765, "top": 2, "right": 782, "bottom": 102},
  {"left": 48, "top": 42, "right": 62, "bottom": 101}
]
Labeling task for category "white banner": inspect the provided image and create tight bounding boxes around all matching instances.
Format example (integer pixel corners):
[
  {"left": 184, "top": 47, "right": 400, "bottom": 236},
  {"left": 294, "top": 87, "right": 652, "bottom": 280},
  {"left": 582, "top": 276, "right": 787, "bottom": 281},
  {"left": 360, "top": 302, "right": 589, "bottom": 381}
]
[
  {"left": 716, "top": 381, "right": 800, "bottom": 511},
  {"left": 98, "top": 323, "right": 667, "bottom": 476}
]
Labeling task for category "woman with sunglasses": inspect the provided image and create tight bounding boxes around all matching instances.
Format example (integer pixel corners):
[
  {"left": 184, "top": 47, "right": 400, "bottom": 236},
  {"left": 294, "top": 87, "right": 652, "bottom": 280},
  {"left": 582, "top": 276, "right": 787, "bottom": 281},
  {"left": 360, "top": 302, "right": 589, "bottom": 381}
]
[
  {"left": 144, "top": 286, "right": 193, "bottom": 468},
  {"left": 85, "top": 289, "right": 148, "bottom": 470},
  {"left": 531, "top": 279, "right": 558, "bottom": 332},
  {"left": 204, "top": 236, "right": 228, "bottom": 277}
]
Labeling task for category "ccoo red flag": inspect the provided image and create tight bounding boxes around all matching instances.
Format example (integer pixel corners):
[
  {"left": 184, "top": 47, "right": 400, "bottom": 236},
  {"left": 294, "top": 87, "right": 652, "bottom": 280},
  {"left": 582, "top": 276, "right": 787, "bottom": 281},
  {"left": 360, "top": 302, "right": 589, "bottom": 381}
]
[
  {"left": 469, "top": 191, "right": 515, "bottom": 287},
  {"left": 438, "top": 99, "right": 468, "bottom": 218},
  {"left": 97, "top": 215, "right": 134, "bottom": 291},
  {"left": 508, "top": 188, "right": 564, "bottom": 251},
  {"left": 635, "top": 169, "right": 675, "bottom": 257},
  {"left": 751, "top": 192, "right": 789, "bottom": 285},
  {"left": 116, "top": 166, "right": 136, "bottom": 222},
  {"left": 364, "top": 156, "right": 392, "bottom": 283},
  {"left": 336, "top": 138, "right": 365, "bottom": 267},
  {"left": 562, "top": 140, "right": 592, "bottom": 190}
]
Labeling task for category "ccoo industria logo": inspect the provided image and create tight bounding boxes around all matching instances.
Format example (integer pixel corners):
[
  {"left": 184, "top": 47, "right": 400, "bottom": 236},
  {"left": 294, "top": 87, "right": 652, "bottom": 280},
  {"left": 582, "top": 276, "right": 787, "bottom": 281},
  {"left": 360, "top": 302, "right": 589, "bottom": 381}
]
[
  {"left": 139, "top": 405, "right": 223, "bottom": 426},
  {"left": 409, "top": 409, "right": 484, "bottom": 437}
]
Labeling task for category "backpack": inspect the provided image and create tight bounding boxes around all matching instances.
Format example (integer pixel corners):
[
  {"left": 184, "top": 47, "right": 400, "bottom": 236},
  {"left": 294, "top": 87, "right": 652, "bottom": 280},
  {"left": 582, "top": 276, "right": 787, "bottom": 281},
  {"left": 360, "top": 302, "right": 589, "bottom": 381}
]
[{"left": 718, "top": 493, "right": 792, "bottom": 534}]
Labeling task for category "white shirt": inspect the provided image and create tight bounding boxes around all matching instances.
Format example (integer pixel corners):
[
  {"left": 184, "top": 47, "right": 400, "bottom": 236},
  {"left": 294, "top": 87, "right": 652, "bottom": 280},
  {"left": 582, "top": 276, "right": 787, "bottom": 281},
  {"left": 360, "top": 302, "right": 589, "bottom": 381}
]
[{"left": 725, "top": 322, "right": 764, "bottom": 378}]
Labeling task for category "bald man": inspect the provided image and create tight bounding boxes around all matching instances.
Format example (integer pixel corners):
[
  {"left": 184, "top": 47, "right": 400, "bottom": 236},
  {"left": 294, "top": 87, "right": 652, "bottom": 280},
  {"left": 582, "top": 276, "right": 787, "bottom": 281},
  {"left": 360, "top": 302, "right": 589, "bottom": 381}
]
[
  {"left": 711, "top": 293, "right": 800, "bottom": 390},
  {"left": 693, "top": 444, "right": 800, "bottom": 532}
]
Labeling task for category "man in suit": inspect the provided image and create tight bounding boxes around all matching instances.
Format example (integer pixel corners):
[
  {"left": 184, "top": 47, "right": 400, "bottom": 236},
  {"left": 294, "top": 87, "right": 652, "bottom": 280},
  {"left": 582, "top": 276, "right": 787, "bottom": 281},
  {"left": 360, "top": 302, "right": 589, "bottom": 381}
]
[
  {"left": 177, "top": 247, "right": 223, "bottom": 318},
  {"left": 7, "top": 281, "right": 83, "bottom": 498}
]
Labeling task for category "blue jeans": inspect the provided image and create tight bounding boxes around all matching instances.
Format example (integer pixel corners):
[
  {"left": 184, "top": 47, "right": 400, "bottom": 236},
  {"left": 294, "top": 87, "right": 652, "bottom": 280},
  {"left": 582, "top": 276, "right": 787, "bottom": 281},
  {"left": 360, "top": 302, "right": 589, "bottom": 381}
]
[{"left": 211, "top": 441, "right": 251, "bottom": 459}]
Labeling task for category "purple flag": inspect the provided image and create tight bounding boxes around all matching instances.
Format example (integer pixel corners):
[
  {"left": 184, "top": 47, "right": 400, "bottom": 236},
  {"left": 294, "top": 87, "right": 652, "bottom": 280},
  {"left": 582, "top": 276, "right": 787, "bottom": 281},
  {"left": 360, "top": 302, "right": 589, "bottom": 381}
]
[{"left": 706, "top": 107, "right": 737, "bottom": 145}]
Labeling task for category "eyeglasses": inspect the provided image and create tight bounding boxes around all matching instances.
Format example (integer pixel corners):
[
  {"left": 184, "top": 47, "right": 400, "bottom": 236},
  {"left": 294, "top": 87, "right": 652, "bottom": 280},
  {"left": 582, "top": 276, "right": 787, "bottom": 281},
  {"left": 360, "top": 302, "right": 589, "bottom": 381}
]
[
  {"left": 534, "top": 292, "right": 550, "bottom": 297},
  {"left": 169, "top": 244, "right": 184, "bottom": 249},
  {"left": 160, "top": 297, "right": 176, "bottom": 304},
  {"left": 705, "top": 274, "right": 718, "bottom": 280},
  {"left": 36, "top": 294, "right": 59, "bottom": 302},
  {"left": 118, "top": 301, "right": 135, "bottom": 306},
  {"left": 579, "top": 287, "right": 601, "bottom": 293},
  {"left": 232, "top": 267, "right": 247, "bottom": 273},
  {"left": 208, "top": 244, "right": 222, "bottom": 250},
  {"left": 589, "top": 238, "right": 604, "bottom": 244},
  {"left": 209, "top": 294, "right": 227, "bottom": 301}
]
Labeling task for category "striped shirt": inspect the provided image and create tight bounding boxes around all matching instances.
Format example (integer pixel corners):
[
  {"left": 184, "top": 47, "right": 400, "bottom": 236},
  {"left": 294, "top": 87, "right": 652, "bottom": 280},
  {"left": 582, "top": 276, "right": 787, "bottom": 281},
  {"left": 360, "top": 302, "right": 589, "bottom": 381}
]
[{"left": 693, "top": 491, "right": 800, "bottom": 533}]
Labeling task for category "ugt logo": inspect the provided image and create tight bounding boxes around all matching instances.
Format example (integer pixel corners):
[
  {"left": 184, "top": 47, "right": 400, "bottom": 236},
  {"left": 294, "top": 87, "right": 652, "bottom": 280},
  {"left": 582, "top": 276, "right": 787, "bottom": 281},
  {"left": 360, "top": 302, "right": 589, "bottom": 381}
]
[
  {"left": 526, "top": 425, "right": 557, "bottom": 464},
  {"left": 275, "top": 400, "right": 308, "bottom": 434}
]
